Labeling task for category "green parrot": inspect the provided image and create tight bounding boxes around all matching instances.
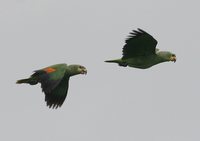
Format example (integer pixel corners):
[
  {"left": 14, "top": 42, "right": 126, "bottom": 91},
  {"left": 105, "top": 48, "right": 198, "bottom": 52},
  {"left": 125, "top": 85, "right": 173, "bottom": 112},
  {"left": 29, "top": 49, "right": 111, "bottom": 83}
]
[
  {"left": 105, "top": 28, "right": 176, "bottom": 69},
  {"left": 16, "top": 63, "right": 87, "bottom": 109}
]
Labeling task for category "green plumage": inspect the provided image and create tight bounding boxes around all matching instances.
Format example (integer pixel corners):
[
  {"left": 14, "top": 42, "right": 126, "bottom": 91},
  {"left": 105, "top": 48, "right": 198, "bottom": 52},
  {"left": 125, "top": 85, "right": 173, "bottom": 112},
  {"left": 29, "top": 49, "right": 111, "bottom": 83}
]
[
  {"left": 105, "top": 28, "right": 176, "bottom": 69},
  {"left": 16, "top": 63, "right": 87, "bottom": 109},
  {"left": 16, "top": 78, "right": 38, "bottom": 85}
]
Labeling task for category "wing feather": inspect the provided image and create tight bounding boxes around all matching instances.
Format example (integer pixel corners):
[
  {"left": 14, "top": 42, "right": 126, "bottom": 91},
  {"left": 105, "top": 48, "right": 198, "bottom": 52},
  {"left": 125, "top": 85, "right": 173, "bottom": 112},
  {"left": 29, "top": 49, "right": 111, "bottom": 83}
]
[
  {"left": 122, "top": 28, "right": 158, "bottom": 59},
  {"left": 45, "top": 74, "right": 70, "bottom": 109},
  {"left": 31, "top": 70, "right": 60, "bottom": 94},
  {"left": 32, "top": 64, "right": 67, "bottom": 93},
  {"left": 31, "top": 64, "right": 69, "bottom": 108}
]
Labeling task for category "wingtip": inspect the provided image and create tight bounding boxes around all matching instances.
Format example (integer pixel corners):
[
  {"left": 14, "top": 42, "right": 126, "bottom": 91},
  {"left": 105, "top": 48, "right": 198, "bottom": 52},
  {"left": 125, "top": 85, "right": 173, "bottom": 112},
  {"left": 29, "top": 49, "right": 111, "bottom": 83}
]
[{"left": 137, "top": 28, "right": 146, "bottom": 33}]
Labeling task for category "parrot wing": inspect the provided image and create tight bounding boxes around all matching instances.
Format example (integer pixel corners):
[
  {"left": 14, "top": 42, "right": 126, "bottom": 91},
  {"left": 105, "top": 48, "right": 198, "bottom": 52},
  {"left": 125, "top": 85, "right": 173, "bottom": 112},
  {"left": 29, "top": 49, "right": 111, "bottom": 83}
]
[
  {"left": 32, "top": 64, "right": 69, "bottom": 108},
  {"left": 122, "top": 28, "right": 158, "bottom": 59}
]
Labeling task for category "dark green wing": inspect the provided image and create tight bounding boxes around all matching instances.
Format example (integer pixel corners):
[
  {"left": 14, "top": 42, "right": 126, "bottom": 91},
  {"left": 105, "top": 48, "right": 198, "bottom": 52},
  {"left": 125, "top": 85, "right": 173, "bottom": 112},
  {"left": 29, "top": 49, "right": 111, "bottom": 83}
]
[
  {"left": 32, "top": 64, "right": 67, "bottom": 94},
  {"left": 31, "top": 64, "right": 69, "bottom": 108},
  {"left": 45, "top": 74, "right": 70, "bottom": 109},
  {"left": 122, "top": 28, "right": 158, "bottom": 59}
]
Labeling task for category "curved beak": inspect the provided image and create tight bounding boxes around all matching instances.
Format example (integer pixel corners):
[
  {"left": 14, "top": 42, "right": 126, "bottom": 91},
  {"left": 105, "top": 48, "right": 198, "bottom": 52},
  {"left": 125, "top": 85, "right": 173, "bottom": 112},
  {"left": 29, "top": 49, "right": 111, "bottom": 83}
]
[
  {"left": 81, "top": 68, "right": 87, "bottom": 75},
  {"left": 170, "top": 56, "right": 176, "bottom": 62}
]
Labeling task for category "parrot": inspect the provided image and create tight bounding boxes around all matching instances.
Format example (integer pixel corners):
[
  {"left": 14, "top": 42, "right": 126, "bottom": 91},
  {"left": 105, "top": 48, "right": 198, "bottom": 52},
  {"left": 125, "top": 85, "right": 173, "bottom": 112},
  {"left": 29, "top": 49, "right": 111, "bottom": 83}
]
[
  {"left": 16, "top": 63, "right": 87, "bottom": 109},
  {"left": 105, "top": 28, "right": 176, "bottom": 69}
]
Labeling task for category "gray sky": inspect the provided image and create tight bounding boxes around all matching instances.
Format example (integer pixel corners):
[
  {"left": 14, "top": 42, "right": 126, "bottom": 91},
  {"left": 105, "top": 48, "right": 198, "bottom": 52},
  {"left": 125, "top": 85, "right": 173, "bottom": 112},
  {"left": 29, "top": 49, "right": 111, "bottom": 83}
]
[{"left": 1, "top": 0, "right": 200, "bottom": 141}]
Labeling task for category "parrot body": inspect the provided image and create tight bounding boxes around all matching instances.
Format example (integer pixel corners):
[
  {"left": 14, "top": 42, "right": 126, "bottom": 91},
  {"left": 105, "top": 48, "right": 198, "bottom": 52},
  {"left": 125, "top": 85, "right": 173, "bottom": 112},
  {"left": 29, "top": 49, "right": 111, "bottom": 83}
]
[
  {"left": 17, "top": 63, "right": 87, "bottom": 109},
  {"left": 105, "top": 28, "right": 176, "bottom": 69}
]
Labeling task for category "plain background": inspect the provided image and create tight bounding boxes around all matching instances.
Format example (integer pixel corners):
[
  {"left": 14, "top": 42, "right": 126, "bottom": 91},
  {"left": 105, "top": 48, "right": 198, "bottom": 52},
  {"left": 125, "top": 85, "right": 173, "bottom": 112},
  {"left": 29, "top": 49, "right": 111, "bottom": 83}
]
[{"left": 0, "top": 0, "right": 199, "bottom": 141}]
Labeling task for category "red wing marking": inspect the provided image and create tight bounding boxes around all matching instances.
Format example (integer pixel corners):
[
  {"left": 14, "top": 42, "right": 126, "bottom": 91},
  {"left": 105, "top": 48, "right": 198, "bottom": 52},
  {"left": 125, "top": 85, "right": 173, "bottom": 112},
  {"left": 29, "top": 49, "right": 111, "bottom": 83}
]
[{"left": 43, "top": 67, "right": 56, "bottom": 73}]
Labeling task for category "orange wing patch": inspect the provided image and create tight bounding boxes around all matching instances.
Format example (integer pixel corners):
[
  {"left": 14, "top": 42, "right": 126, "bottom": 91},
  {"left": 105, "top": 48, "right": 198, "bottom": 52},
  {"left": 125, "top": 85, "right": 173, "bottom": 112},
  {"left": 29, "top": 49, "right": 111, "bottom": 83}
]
[{"left": 44, "top": 67, "right": 56, "bottom": 73}]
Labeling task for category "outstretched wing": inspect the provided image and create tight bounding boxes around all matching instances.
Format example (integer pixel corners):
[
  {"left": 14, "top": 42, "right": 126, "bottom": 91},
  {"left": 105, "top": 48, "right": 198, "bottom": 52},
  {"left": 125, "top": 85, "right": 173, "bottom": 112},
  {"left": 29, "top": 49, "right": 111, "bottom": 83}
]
[
  {"left": 32, "top": 64, "right": 69, "bottom": 108},
  {"left": 122, "top": 28, "right": 158, "bottom": 59},
  {"left": 32, "top": 64, "right": 67, "bottom": 93},
  {"left": 45, "top": 74, "right": 70, "bottom": 109}
]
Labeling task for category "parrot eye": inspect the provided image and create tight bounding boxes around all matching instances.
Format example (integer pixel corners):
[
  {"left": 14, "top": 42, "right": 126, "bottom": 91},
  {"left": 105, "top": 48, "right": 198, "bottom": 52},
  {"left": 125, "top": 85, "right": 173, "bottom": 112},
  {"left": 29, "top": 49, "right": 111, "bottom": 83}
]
[
  {"left": 79, "top": 66, "right": 84, "bottom": 69},
  {"left": 171, "top": 54, "right": 176, "bottom": 57}
]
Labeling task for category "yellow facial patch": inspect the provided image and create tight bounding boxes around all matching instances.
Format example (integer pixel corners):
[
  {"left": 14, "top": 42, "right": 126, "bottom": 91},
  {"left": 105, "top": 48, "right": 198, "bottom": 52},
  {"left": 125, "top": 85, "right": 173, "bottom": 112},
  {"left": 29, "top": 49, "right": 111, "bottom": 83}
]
[{"left": 44, "top": 67, "right": 56, "bottom": 73}]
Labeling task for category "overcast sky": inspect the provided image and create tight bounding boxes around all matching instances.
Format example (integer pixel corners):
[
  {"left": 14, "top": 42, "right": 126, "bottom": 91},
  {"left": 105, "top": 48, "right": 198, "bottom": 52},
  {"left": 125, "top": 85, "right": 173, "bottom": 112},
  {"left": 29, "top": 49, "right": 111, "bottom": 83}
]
[{"left": 1, "top": 0, "right": 200, "bottom": 141}]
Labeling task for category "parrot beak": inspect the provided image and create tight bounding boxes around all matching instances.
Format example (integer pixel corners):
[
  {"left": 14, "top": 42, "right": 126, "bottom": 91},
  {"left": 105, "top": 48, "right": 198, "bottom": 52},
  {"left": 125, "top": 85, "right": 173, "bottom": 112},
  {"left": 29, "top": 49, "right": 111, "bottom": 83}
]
[
  {"left": 81, "top": 68, "right": 87, "bottom": 75},
  {"left": 170, "top": 55, "right": 176, "bottom": 62},
  {"left": 78, "top": 65, "right": 87, "bottom": 75}
]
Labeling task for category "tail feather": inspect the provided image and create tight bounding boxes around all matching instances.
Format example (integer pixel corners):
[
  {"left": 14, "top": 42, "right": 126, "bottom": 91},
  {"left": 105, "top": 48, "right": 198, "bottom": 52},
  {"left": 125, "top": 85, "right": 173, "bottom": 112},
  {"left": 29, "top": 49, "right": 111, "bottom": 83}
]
[
  {"left": 105, "top": 59, "right": 127, "bottom": 67},
  {"left": 105, "top": 59, "right": 121, "bottom": 63},
  {"left": 16, "top": 78, "right": 38, "bottom": 85},
  {"left": 105, "top": 60, "right": 117, "bottom": 63},
  {"left": 16, "top": 78, "right": 30, "bottom": 84}
]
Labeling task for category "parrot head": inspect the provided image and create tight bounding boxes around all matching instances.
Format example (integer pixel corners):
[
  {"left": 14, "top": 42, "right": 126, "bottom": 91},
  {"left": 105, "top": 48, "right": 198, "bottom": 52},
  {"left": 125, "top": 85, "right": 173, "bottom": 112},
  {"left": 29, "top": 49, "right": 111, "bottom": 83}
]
[
  {"left": 157, "top": 51, "right": 176, "bottom": 63},
  {"left": 67, "top": 64, "right": 87, "bottom": 76}
]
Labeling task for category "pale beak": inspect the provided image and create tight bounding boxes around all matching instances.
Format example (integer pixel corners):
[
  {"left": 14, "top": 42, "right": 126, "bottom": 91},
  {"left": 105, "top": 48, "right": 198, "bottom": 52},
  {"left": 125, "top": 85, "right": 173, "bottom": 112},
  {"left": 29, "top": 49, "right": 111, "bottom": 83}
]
[{"left": 170, "top": 56, "right": 176, "bottom": 62}]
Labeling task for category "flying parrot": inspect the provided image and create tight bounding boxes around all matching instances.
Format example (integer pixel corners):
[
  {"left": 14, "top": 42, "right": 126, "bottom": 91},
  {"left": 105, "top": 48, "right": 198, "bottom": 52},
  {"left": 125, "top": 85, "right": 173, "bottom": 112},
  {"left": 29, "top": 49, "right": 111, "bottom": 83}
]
[
  {"left": 105, "top": 28, "right": 176, "bottom": 69},
  {"left": 16, "top": 63, "right": 87, "bottom": 109}
]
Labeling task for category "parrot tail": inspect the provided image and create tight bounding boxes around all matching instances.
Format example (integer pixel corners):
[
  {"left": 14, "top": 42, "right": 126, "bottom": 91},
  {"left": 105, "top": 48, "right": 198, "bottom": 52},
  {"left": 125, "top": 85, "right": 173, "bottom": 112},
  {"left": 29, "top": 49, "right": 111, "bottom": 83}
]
[
  {"left": 105, "top": 59, "right": 121, "bottom": 63},
  {"left": 104, "top": 60, "right": 116, "bottom": 63},
  {"left": 16, "top": 78, "right": 38, "bottom": 85},
  {"left": 105, "top": 59, "right": 127, "bottom": 67}
]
